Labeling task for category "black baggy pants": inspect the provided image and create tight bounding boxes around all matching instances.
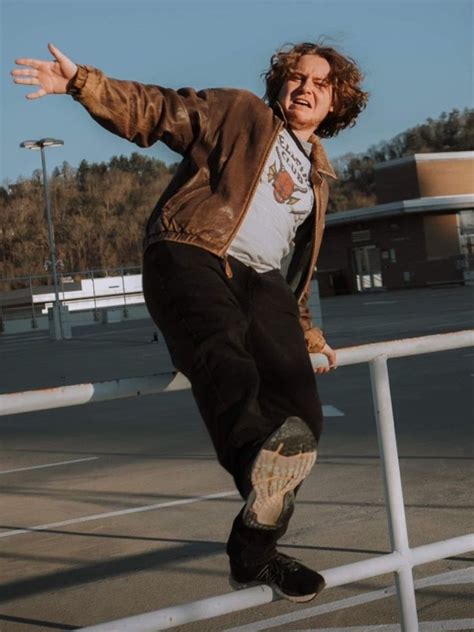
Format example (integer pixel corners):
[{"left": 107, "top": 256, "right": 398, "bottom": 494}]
[{"left": 142, "top": 241, "right": 323, "bottom": 566}]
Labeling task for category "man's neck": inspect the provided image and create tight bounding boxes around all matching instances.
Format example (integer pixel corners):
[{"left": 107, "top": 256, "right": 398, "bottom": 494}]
[
  {"left": 286, "top": 127, "right": 312, "bottom": 157},
  {"left": 289, "top": 126, "right": 314, "bottom": 143}
]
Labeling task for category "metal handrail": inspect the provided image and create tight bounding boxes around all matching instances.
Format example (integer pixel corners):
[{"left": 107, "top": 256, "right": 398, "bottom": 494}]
[
  {"left": 77, "top": 533, "right": 473, "bottom": 632},
  {"left": 1, "top": 330, "right": 472, "bottom": 417},
  {"left": 1, "top": 330, "right": 473, "bottom": 632}
]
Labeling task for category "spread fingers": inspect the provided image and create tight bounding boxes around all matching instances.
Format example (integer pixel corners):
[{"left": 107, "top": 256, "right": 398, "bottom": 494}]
[
  {"left": 11, "top": 68, "right": 39, "bottom": 77},
  {"left": 14, "top": 58, "right": 42, "bottom": 68},
  {"left": 12, "top": 77, "right": 40, "bottom": 86}
]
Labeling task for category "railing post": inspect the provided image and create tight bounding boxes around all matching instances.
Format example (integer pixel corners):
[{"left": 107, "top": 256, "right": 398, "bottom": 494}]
[
  {"left": 29, "top": 275, "right": 37, "bottom": 329},
  {"left": 369, "top": 355, "right": 419, "bottom": 632},
  {"left": 121, "top": 266, "right": 128, "bottom": 318},
  {"left": 90, "top": 270, "right": 100, "bottom": 321}
]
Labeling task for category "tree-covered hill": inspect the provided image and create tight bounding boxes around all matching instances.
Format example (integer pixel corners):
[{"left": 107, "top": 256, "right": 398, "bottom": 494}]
[
  {"left": 327, "top": 108, "right": 473, "bottom": 212},
  {"left": 1, "top": 153, "right": 177, "bottom": 280}
]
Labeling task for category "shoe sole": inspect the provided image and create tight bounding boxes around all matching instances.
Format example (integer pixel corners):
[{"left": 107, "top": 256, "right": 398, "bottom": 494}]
[
  {"left": 229, "top": 574, "right": 324, "bottom": 603},
  {"left": 243, "top": 417, "right": 317, "bottom": 530}
]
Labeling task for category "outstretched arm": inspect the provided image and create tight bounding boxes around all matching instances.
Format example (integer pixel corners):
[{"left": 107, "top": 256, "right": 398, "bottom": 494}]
[
  {"left": 12, "top": 43, "right": 212, "bottom": 154},
  {"left": 11, "top": 43, "right": 77, "bottom": 99}
]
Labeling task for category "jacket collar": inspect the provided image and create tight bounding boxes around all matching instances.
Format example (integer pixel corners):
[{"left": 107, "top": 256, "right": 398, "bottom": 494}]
[
  {"left": 307, "top": 133, "right": 337, "bottom": 180},
  {"left": 272, "top": 101, "right": 337, "bottom": 180}
]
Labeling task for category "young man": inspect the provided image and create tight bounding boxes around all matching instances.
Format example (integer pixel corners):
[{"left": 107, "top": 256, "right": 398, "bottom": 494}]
[{"left": 12, "top": 41, "right": 367, "bottom": 602}]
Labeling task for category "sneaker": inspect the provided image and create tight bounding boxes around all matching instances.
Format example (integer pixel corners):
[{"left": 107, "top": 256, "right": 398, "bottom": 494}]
[
  {"left": 243, "top": 416, "right": 317, "bottom": 530},
  {"left": 230, "top": 552, "right": 325, "bottom": 602}
]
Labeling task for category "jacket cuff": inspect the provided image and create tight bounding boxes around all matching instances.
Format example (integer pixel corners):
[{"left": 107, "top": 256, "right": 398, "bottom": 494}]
[
  {"left": 66, "top": 64, "right": 90, "bottom": 97},
  {"left": 304, "top": 326, "right": 326, "bottom": 353},
  {"left": 298, "top": 287, "right": 313, "bottom": 332}
]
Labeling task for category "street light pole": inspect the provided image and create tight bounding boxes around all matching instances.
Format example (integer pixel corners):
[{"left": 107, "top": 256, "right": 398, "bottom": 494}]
[{"left": 20, "top": 138, "right": 65, "bottom": 340}]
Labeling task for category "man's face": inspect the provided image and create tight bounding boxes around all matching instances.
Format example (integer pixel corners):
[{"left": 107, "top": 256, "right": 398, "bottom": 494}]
[{"left": 277, "top": 54, "right": 334, "bottom": 139}]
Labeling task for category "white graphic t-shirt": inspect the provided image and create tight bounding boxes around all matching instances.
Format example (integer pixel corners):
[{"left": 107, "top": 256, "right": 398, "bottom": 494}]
[{"left": 228, "top": 129, "right": 314, "bottom": 273}]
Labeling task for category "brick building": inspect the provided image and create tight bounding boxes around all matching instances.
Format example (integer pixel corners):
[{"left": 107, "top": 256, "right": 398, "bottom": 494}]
[{"left": 317, "top": 151, "right": 474, "bottom": 295}]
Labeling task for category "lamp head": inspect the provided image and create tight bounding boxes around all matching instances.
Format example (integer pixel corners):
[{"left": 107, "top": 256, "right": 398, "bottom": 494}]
[{"left": 20, "top": 138, "right": 64, "bottom": 150}]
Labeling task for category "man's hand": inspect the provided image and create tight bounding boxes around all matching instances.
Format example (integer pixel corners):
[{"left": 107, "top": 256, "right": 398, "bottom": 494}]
[
  {"left": 11, "top": 43, "right": 78, "bottom": 100},
  {"left": 315, "top": 343, "right": 337, "bottom": 375}
]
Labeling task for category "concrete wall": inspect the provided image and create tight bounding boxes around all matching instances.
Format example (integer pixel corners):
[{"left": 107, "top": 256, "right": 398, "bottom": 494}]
[
  {"left": 417, "top": 159, "right": 474, "bottom": 198},
  {"left": 375, "top": 154, "right": 474, "bottom": 203},
  {"left": 375, "top": 159, "right": 420, "bottom": 203},
  {"left": 424, "top": 214, "right": 461, "bottom": 259},
  {"left": 317, "top": 212, "right": 464, "bottom": 295},
  {"left": 1, "top": 303, "right": 152, "bottom": 336}
]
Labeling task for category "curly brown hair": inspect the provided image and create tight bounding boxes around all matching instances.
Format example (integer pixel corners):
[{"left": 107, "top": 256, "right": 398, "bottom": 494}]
[{"left": 264, "top": 42, "right": 368, "bottom": 138}]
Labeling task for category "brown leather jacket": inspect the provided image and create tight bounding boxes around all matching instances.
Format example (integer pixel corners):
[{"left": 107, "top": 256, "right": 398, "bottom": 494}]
[{"left": 67, "top": 65, "right": 336, "bottom": 350}]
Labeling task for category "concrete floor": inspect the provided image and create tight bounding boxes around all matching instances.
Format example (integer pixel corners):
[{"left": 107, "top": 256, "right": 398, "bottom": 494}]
[{"left": 0, "top": 285, "right": 473, "bottom": 631}]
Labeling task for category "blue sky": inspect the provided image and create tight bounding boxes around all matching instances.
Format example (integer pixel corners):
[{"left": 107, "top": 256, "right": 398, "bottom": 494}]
[{"left": 1, "top": 0, "right": 472, "bottom": 183}]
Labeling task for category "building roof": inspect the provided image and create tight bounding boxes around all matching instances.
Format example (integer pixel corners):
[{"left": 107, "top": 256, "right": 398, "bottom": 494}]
[
  {"left": 326, "top": 194, "right": 474, "bottom": 226},
  {"left": 374, "top": 151, "right": 474, "bottom": 170}
]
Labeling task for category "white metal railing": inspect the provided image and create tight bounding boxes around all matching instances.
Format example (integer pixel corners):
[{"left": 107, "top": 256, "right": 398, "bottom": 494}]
[{"left": 1, "top": 330, "right": 473, "bottom": 632}]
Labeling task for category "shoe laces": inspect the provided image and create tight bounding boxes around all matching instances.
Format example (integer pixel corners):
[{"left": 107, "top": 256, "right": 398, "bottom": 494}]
[{"left": 256, "top": 553, "right": 301, "bottom": 583}]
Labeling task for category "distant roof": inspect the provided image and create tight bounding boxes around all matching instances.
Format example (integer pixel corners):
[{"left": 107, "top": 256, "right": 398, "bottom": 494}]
[
  {"left": 374, "top": 151, "right": 474, "bottom": 170},
  {"left": 326, "top": 194, "right": 474, "bottom": 226}
]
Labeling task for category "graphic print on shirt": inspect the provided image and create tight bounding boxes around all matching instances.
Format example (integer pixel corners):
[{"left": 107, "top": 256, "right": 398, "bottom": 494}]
[
  {"left": 227, "top": 128, "right": 314, "bottom": 273},
  {"left": 268, "top": 134, "right": 309, "bottom": 208}
]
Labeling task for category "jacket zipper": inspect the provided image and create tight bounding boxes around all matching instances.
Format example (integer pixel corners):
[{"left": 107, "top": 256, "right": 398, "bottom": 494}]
[{"left": 219, "top": 120, "right": 284, "bottom": 279}]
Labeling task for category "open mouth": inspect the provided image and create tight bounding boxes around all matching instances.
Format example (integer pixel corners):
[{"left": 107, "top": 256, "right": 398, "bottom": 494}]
[{"left": 292, "top": 98, "right": 312, "bottom": 108}]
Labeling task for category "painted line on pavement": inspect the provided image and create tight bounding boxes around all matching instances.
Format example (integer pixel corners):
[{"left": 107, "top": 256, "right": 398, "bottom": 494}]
[
  {"left": 0, "top": 456, "right": 99, "bottom": 475},
  {"left": 78, "top": 326, "right": 149, "bottom": 338},
  {"left": 292, "top": 619, "right": 474, "bottom": 631},
  {"left": 223, "top": 567, "right": 474, "bottom": 631},
  {"left": 0, "top": 340, "right": 51, "bottom": 351},
  {"left": 425, "top": 320, "right": 474, "bottom": 329},
  {"left": 0, "top": 490, "right": 238, "bottom": 539},
  {"left": 323, "top": 405, "right": 345, "bottom": 417},
  {"left": 0, "top": 334, "right": 49, "bottom": 343}
]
